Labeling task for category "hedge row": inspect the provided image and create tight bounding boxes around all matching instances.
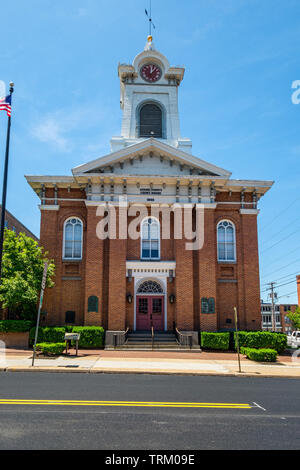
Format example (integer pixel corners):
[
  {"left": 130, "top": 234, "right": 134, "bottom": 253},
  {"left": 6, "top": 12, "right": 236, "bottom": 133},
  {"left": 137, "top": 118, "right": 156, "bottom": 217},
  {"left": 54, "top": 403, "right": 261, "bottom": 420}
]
[
  {"left": 29, "top": 326, "right": 105, "bottom": 348},
  {"left": 240, "top": 347, "right": 278, "bottom": 362},
  {"left": 200, "top": 331, "right": 287, "bottom": 354},
  {"left": 36, "top": 343, "right": 66, "bottom": 356},
  {"left": 201, "top": 332, "right": 230, "bottom": 350},
  {"left": 0, "top": 320, "right": 33, "bottom": 333},
  {"left": 71, "top": 327, "right": 104, "bottom": 348},
  {"left": 234, "top": 331, "right": 287, "bottom": 354},
  {"left": 29, "top": 327, "right": 65, "bottom": 344}
]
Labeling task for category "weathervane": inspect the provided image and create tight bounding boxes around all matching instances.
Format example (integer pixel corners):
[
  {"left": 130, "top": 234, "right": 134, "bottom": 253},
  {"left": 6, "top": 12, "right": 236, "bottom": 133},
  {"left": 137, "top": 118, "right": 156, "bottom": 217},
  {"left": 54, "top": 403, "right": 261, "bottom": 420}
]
[{"left": 145, "top": 0, "right": 156, "bottom": 37}]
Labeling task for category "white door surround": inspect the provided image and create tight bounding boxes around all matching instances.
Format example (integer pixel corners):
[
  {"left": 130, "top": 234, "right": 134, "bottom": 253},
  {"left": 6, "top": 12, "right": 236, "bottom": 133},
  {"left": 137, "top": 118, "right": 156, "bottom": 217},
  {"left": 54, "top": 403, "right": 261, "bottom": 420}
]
[{"left": 126, "top": 261, "right": 176, "bottom": 331}]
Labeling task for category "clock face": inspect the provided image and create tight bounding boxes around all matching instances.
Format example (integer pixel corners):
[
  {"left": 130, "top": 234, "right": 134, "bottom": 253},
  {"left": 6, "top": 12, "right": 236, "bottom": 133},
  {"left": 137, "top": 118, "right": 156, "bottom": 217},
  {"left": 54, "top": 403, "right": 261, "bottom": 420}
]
[{"left": 140, "top": 64, "right": 162, "bottom": 83}]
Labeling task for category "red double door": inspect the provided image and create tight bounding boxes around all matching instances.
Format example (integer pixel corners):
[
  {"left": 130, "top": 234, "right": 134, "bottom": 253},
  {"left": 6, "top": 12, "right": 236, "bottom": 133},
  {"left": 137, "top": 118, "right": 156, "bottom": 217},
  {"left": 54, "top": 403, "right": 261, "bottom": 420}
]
[{"left": 136, "top": 296, "right": 164, "bottom": 331}]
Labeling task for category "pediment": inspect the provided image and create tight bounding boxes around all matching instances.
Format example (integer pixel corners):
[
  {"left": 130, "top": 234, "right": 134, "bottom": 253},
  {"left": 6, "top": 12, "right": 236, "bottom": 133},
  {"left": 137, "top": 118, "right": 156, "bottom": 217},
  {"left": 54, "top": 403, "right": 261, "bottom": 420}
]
[{"left": 72, "top": 138, "right": 231, "bottom": 178}]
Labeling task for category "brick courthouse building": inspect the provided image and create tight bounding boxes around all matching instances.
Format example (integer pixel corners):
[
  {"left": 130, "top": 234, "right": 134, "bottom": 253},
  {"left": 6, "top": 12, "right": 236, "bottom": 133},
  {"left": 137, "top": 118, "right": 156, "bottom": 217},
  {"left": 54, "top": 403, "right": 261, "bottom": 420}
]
[{"left": 26, "top": 37, "right": 273, "bottom": 344}]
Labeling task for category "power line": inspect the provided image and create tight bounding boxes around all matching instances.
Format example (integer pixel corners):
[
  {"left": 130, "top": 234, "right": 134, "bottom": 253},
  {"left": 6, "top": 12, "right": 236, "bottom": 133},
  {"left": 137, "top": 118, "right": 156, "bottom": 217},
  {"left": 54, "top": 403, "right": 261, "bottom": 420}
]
[
  {"left": 261, "top": 270, "right": 300, "bottom": 285},
  {"left": 277, "top": 290, "right": 298, "bottom": 300},
  {"left": 259, "top": 195, "right": 300, "bottom": 234},
  {"left": 261, "top": 279, "right": 296, "bottom": 294},
  {"left": 261, "top": 226, "right": 300, "bottom": 253},
  {"left": 260, "top": 258, "right": 300, "bottom": 280},
  {"left": 259, "top": 245, "right": 300, "bottom": 271},
  {"left": 260, "top": 220, "right": 300, "bottom": 246},
  {"left": 261, "top": 275, "right": 296, "bottom": 290}
]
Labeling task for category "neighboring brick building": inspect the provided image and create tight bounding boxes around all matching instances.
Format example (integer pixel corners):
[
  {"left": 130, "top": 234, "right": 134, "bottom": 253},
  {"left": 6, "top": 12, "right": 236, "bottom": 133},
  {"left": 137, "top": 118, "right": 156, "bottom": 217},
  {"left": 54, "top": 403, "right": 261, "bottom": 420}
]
[
  {"left": 261, "top": 301, "right": 298, "bottom": 333},
  {"left": 297, "top": 275, "right": 300, "bottom": 306},
  {"left": 25, "top": 36, "right": 273, "bottom": 344},
  {"left": 0, "top": 205, "right": 38, "bottom": 241}
]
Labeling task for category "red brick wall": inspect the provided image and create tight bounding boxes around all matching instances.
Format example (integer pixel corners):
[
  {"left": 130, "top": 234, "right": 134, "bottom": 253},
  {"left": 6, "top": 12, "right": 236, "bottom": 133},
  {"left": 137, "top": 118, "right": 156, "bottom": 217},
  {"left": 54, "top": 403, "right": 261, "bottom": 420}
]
[
  {"left": 84, "top": 206, "right": 104, "bottom": 326},
  {"left": 107, "top": 209, "right": 127, "bottom": 330},
  {"left": 38, "top": 190, "right": 262, "bottom": 333},
  {"left": 40, "top": 198, "right": 87, "bottom": 325},
  {"left": 174, "top": 213, "right": 194, "bottom": 330},
  {"left": 198, "top": 208, "right": 218, "bottom": 332},
  {"left": 0, "top": 206, "right": 38, "bottom": 241}
]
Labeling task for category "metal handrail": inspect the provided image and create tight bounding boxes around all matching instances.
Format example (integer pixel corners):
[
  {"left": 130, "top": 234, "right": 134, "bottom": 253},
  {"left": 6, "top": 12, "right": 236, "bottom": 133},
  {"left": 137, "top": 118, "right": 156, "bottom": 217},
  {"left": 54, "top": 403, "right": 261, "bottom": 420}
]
[
  {"left": 175, "top": 328, "right": 193, "bottom": 349},
  {"left": 113, "top": 327, "right": 129, "bottom": 349},
  {"left": 151, "top": 326, "right": 154, "bottom": 350}
]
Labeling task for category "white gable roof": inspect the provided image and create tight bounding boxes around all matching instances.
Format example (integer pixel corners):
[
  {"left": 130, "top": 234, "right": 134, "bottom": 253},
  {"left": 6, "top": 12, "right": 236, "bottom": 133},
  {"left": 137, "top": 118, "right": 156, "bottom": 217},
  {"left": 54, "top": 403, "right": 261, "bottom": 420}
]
[{"left": 72, "top": 138, "right": 231, "bottom": 177}]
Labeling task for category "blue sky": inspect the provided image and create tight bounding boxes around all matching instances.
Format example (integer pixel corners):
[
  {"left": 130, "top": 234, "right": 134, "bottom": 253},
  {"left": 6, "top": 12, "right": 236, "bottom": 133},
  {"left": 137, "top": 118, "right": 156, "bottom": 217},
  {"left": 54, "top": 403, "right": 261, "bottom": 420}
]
[{"left": 0, "top": 0, "right": 299, "bottom": 304}]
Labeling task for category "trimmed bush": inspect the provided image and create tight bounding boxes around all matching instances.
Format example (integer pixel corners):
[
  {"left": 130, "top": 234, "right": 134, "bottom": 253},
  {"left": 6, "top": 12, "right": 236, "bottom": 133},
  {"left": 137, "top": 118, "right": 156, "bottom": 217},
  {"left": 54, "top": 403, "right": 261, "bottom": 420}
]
[
  {"left": 0, "top": 320, "right": 32, "bottom": 332},
  {"left": 241, "top": 347, "right": 277, "bottom": 362},
  {"left": 71, "top": 326, "right": 105, "bottom": 348},
  {"left": 201, "top": 332, "right": 230, "bottom": 350},
  {"left": 36, "top": 343, "right": 65, "bottom": 356},
  {"left": 234, "top": 331, "right": 287, "bottom": 354},
  {"left": 29, "top": 327, "right": 66, "bottom": 345}
]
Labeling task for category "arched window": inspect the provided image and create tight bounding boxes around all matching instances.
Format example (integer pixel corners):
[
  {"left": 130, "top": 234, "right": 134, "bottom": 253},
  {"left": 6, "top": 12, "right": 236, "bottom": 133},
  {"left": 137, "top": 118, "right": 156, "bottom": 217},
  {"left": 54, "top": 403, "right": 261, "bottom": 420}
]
[
  {"left": 139, "top": 103, "right": 163, "bottom": 138},
  {"left": 137, "top": 280, "right": 163, "bottom": 294},
  {"left": 63, "top": 218, "right": 83, "bottom": 259},
  {"left": 217, "top": 220, "right": 236, "bottom": 262},
  {"left": 141, "top": 217, "right": 160, "bottom": 260}
]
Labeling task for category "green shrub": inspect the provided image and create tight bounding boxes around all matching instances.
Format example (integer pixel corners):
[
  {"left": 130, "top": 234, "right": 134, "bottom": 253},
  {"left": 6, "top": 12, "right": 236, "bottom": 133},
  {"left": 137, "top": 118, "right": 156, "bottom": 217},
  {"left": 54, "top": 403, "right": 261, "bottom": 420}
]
[
  {"left": 234, "top": 331, "right": 287, "bottom": 353},
  {"left": 36, "top": 343, "right": 65, "bottom": 356},
  {"left": 29, "top": 327, "right": 66, "bottom": 345},
  {"left": 71, "top": 326, "right": 105, "bottom": 348},
  {"left": 201, "top": 332, "right": 230, "bottom": 350},
  {"left": 241, "top": 347, "right": 277, "bottom": 362},
  {"left": 0, "top": 320, "right": 32, "bottom": 333}
]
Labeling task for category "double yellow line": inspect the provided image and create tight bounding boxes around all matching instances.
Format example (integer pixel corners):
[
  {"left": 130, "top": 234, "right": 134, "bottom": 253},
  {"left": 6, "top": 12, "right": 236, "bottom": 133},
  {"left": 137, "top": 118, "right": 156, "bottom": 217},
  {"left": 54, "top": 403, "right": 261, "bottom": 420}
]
[{"left": 0, "top": 399, "right": 252, "bottom": 409}]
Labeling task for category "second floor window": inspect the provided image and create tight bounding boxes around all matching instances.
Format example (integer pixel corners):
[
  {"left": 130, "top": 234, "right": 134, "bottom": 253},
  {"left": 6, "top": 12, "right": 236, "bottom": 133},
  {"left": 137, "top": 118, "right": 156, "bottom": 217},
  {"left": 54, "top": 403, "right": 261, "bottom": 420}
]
[
  {"left": 63, "top": 218, "right": 83, "bottom": 260},
  {"left": 217, "top": 220, "right": 236, "bottom": 262},
  {"left": 141, "top": 217, "right": 160, "bottom": 260}
]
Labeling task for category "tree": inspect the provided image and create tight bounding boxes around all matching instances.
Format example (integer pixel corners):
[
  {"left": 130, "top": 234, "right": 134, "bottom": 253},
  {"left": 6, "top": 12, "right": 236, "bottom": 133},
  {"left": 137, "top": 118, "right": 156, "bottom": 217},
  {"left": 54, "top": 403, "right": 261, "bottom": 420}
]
[
  {"left": 0, "top": 229, "right": 55, "bottom": 321},
  {"left": 286, "top": 308, "right": 300, "bottom": 331}
]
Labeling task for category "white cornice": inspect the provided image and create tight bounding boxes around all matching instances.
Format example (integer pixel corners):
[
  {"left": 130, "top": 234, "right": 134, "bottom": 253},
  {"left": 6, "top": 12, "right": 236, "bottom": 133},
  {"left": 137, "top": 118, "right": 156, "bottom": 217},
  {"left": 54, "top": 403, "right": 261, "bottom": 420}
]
[
  {"left": 126, "top": 260, "right": 176, "bottom": 271},
  {"left": 39, "top": 205, "right": 60, "bottom": 211},
  {"left": 226, "top": 179, "right": 274, "bottom": 188},
  {"left": 240, "top": 209, "right": 260, "bottom": 215},
  {"left": 26, "top": 175, "right": 75, "bottom": 184},
  {"left": 71, "top": 138, "right": 231, "bottom": 177}
]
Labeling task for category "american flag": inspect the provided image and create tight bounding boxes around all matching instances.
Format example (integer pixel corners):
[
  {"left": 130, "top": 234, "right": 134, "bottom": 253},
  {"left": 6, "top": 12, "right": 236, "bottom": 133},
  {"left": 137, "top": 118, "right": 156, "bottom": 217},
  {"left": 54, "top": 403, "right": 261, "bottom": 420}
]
[{"left": 0, "top": 95, "right": 12, "bottom": 117}]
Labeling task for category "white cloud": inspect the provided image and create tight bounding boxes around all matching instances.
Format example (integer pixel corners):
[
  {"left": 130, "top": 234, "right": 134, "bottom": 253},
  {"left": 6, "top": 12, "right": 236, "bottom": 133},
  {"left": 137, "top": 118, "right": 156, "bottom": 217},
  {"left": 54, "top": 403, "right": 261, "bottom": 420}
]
[
  {"left": 31, "top": 103, "right": 119, "bottom": 154},
  {"left": 32, "top": 117, "right": 70, "bottom": 152}
]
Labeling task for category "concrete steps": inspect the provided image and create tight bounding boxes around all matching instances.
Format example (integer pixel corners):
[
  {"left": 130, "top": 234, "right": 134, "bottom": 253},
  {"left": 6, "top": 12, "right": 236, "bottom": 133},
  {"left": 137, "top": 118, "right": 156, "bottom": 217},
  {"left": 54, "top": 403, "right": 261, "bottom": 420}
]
[{"left": 105, "top": 331, "right": 201, "bottom": 351}]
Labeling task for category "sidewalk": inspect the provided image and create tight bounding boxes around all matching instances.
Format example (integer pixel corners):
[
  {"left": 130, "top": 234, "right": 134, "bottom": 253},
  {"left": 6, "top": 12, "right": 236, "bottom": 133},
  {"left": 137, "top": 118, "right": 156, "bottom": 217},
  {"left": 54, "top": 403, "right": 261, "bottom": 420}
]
[{"left": 1, "top": 348, "right": 299, "bottom": 378}]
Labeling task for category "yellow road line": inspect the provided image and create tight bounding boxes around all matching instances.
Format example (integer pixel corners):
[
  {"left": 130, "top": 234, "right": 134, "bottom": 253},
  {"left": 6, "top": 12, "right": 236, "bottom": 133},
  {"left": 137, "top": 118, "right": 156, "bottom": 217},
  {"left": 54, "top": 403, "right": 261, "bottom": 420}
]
[{"left": 0, "top": 399, "right": 251, "bottom": 409}]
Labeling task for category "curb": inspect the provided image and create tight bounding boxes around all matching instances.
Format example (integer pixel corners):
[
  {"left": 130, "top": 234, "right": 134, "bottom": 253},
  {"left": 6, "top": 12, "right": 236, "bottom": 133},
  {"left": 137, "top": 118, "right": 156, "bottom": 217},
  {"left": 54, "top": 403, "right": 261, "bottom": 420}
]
[{"left": 0, "top": 366, "right": 299, "bottom": 379}]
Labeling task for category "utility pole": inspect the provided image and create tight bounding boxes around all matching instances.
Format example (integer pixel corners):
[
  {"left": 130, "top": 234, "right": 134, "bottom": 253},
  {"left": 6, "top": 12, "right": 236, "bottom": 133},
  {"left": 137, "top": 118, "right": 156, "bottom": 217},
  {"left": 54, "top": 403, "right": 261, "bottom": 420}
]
[{"left": 267, "top": 282, "right": 277, "bottom": 332}]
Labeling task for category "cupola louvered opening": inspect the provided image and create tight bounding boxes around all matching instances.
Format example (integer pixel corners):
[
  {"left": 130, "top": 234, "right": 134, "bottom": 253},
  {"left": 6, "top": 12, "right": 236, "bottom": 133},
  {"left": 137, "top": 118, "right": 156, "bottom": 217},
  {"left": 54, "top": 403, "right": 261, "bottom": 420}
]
[{"left": 139, "top": 103, "right": 163, "bottom": 138}]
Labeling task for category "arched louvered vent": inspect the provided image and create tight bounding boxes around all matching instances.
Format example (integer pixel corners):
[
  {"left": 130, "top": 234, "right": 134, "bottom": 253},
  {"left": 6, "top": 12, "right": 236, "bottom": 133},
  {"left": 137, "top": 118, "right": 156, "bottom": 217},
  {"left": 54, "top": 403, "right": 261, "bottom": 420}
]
[{"left": 139, "top": 103, "right": 163, "bottom": 138}]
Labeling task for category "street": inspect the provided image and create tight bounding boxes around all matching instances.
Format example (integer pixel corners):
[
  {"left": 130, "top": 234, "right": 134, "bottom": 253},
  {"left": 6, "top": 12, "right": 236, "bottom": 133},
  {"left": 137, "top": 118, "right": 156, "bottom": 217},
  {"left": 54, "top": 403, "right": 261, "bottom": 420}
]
[{"left": 0, "top": 372, "right": 299, "bottom": 450}]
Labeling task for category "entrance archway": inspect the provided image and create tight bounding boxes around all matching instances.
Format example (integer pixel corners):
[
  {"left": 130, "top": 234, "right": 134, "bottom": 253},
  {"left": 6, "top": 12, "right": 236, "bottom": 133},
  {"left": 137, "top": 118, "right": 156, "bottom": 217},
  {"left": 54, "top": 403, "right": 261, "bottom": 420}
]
[{"left": 136, "top": 280, "right": 165, "bottom": 331}]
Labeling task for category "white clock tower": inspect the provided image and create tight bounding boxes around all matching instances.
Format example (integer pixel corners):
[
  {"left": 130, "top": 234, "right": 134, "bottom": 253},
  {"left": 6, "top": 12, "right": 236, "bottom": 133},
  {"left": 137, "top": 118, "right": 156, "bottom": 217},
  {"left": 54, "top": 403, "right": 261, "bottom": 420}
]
[{"left": 110, "top": 36, "right": 193, "bottom": 153}]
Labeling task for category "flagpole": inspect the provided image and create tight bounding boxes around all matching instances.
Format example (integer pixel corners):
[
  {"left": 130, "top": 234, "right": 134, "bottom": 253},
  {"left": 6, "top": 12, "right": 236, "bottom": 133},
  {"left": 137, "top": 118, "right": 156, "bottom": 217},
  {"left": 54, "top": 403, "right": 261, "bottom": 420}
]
[{"left": 0, "top": 82, "right": 14, "bottom": 283}]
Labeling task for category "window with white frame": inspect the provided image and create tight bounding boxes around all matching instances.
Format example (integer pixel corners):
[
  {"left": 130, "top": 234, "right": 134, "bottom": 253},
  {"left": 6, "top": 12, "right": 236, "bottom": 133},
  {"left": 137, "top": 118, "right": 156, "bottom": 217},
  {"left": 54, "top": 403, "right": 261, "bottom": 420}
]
[
  {"left": 217, "top": 220, "right": 236, "bottom": 262},
  {"left": 63, "top": 218, "right": 83, "bottom": 259},
  {"left": 141, "top": 217, "right": 160, "bottom": 260}
]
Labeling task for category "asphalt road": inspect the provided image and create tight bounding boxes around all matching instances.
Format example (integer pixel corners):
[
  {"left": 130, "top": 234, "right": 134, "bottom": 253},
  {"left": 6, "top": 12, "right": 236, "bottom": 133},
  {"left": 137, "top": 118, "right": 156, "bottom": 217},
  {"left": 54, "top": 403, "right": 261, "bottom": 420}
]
[{"left": 0, "top": 372, "right": 299, "bottom": 450}]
